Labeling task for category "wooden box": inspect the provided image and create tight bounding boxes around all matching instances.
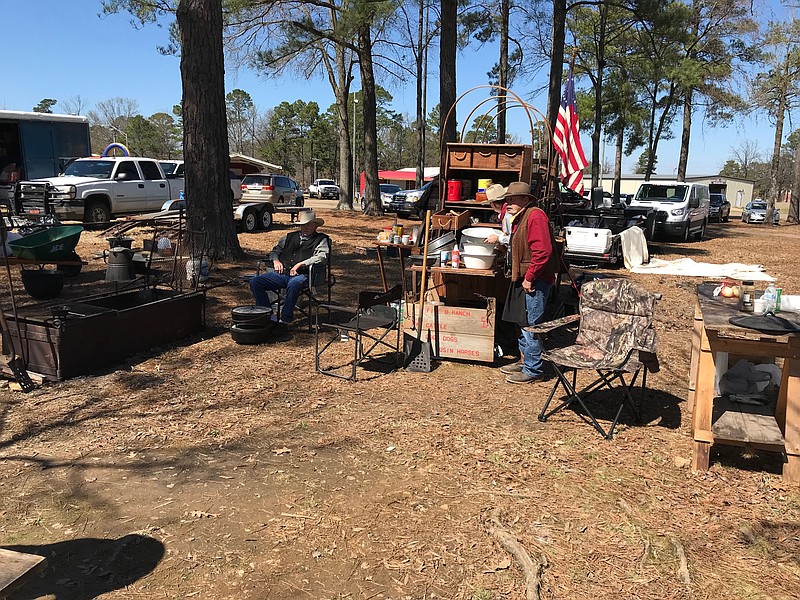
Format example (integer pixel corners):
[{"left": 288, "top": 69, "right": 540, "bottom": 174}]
[
  {"left": 403, "top": 299, "right": 495, "bottom": 363},
  {"left": 432, "top": 209, "right": 470, "bottom": 230}
]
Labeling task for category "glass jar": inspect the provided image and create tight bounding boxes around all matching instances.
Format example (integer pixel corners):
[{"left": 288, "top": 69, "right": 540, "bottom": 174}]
[{"left": 738, "top": 280, "right": 755, "bottom": 312}]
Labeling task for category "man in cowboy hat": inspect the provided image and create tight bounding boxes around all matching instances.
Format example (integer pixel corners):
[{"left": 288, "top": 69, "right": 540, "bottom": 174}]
[
  {"left": 249, "top": 209, "right": 330, "bottom": 327},
  {"left": 499, "top": 181, "right": 557, "bottom": 384},
  {"left": 483, "top": 183, "right": 511, "bottom": 245}
]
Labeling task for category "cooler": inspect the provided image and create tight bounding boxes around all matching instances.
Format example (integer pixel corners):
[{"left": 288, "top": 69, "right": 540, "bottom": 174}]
[{"left": 564, "top": 227, "right": 613, "bottom": 254}]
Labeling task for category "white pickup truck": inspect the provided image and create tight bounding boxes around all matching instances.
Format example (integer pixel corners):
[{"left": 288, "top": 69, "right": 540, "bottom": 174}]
[
  {"left": 308, "top": 178, "right": 340, "bottom": 200},
  {"left": 14, "top": 156, "right": 185, "bottom": 223}
]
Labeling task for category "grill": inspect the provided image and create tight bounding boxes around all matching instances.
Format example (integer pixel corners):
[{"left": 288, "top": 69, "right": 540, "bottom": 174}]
[{"left": 14, "top": 181, "right": 52, "bottom": 215}]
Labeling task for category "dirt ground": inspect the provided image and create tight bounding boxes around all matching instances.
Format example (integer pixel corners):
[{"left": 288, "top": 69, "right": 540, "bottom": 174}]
[{"left": 1, "top": 210, "right": 799, "bottom": 600}]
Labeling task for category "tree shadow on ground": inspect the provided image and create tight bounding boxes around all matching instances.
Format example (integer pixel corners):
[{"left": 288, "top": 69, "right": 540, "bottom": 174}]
[{"left": 5, "top": 534, "right": 164, "bottom": 600}]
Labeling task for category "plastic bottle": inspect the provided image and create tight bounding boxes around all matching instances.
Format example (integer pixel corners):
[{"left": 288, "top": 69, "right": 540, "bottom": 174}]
[
  {"left": 762, "top": 282, "right": 777, "bottom": 315},
  {"left": 451, "top": 244, "right": 460, "bottom": 268}
]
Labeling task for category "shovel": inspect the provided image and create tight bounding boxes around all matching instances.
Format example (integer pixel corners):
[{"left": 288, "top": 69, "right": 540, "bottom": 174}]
[{"left": 404, "top": 209, "right": 432, "bottom": 372}]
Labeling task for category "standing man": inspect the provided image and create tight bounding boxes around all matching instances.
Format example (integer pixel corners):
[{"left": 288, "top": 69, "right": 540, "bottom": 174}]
[
  {"left": 249, "top": 210, "right": 330, "bottom": 329},
  {"left": 500, "top": 182, "right": 557, "bottom": 384}
]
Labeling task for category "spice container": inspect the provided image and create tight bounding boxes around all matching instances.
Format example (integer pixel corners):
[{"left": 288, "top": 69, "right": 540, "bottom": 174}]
[{"left": 738, "top": 280, "right": 755, "bottom": 312}]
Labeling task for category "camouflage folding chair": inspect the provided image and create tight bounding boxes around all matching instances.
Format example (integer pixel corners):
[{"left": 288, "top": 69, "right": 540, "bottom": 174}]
[{"left": 529, "top": 278, "right": 661, "bottom": 440}]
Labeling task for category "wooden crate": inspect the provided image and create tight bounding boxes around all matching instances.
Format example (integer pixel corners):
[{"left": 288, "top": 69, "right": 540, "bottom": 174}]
[
  {"left": 432, "top": 209, "right": 470, "bottom": 230},
  {"left": 403, "top": 299, "right": 495, "bottom": 363}
]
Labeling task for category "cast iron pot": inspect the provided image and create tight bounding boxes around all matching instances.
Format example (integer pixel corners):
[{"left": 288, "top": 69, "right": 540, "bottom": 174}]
[
  {"left": 106, "top": 236, "right": 134, "bottom": 249},
  {"left": 231, "top": 305, "right": 273, "bottom": 328},
  {"left": 21, "top": 269, "right": 65, "bottom": 300},
  {"left": 230, "top": 322, "right": 271, "bottom": 345}
]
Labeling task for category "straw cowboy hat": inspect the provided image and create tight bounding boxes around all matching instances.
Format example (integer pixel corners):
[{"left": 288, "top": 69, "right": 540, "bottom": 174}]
[
  {"left": 486, "top": 183, "right": 507, "bottom": 203},
  {"left": 296, "top": 209, "right": 325, "bottom": 226},
  {"left": 501, "top": 181, "right": 535, "bottom": 204}
]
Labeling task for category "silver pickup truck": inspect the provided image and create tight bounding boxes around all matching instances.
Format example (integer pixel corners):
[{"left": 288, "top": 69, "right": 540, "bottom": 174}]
[{"left": 14, "top": 156, "right": 185, "bottom": 223}]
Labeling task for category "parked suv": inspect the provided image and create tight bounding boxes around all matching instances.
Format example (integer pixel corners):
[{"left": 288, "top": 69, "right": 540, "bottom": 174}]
[{"left": 240, "top": 173, "right": 302, "bottom": 206}]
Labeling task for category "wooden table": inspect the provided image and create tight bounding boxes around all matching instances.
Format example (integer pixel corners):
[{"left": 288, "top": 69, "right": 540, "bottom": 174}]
[
  {"left": 375, "top": 241, "right": 416, "bottom": 293},
  {"left": 689, "top": 283, "right": 800, "bottom": 483}
]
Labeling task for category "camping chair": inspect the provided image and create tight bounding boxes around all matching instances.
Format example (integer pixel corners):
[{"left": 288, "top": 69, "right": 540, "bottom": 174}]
[
  {"left": 315, "top": 285, "right": 403, "bottom": 381},
  {"left": 530, "top": 278, "right": 661, "bottom": 439},
  {"left": 252, "top": 241, "right": 335, "bottom": 331}
]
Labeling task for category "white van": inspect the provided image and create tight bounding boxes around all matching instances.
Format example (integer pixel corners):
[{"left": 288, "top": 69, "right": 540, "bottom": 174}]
[{"left": 628, "top": 181, "right": 710, "bottom": 241}]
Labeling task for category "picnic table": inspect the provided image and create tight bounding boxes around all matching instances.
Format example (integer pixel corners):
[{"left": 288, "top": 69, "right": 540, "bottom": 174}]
[
  {"left": 689, "top": 283, "right": 800, "bottom": 483},
  {"left": 0, "top": 548, "right": 46, "bottom": 598}
]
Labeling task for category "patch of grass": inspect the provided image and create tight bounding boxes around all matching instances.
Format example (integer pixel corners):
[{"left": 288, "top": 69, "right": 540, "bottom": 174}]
[
  {"left": 472, "top": 588, "right": 494, "bottom": 600},
  {"left": 487, "top": 453, "right": 508, "bottom": 469}
]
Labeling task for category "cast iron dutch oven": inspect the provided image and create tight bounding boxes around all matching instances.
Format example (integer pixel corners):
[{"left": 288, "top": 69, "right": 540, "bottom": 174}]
[{"left": 21, "top": 268, "right": 65, "bottom": 300}]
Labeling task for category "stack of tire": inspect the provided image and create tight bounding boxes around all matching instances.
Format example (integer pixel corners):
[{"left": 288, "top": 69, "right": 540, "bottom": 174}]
[{"left": 230, "top": 305, "right": 273, "bottom": 344}]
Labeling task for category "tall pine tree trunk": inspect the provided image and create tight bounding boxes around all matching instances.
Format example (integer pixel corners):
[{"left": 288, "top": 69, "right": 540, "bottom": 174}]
[
  {"left": 497, "top": 0, "right": 509, "bottom": 144},
  {"left": 614, "top": 130, "right": 623, "bottom": 200},
  {"left": 415, "top": 0, "right": 426, "bottom": 188},
  {"left": 790, "top": 144, "right": 800, "bottom": 224},
  {"left": 358, "top": 25, "right": 381, "bottom": 216},
  {"left": 547, "top": 0, "right": 567, "bottom": 192},
  {"left": 766, "top": 91, "right": 787, "bottom": 226},
  {"left": 440, "top": 0, "right": 458, "bottom": 179},
  {"left": 677, "top": 89, "right": 692, "bottom": 182},
  {"left": 177, "top": 0, "right": 243, "bottom": 261}
]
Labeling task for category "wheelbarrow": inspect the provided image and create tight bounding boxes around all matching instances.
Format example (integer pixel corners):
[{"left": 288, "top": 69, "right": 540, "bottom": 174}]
[{"left": 8, "top": 225, "right": 84, "bottom": 276}]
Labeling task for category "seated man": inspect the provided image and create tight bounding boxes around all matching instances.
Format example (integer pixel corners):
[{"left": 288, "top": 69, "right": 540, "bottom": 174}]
[{"left": 249, "top": 210, "right": 330, "bottom": 327}]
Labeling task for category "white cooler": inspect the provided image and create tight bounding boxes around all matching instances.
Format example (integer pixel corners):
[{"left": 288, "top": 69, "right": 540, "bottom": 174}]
[{"left": 564, "top": 227, "right": 613, "bottom": 253}]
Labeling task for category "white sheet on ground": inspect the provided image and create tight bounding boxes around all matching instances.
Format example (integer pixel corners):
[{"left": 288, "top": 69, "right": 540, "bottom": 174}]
[
  {"left": 619, "top": 226, "right": 649, "bottom": 269},
  {"left": 631, "top": 257, "right": 774, "bottom": 281}
]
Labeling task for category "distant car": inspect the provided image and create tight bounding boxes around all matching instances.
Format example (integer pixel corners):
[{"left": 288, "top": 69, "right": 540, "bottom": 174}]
[
  {"left": 240, "top": 173, "right": 302, "bottom": 206},
  {"left": 158, "top": 159, "right": 242, "bottom": 201},
  {"left": 742, "top": 200, "right": 779, "bottom": 224},
  {"left": 379, "top": 184, "right": 401, "bottom": 209},
  {"left": 388, "top": 177, "right": 439, "bottom": 219},
  {"left": 709, "top": 193, "right": 731, "bottom": 222}
]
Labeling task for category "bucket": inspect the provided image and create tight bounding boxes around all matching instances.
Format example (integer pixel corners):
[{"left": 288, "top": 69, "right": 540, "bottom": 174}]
[
  {"left": 105, "top": 247, "right": 135, "bottom": 281},
  {"left": 477, "top": 178, "right": 492, "bottom": 192},
  {"left": 447, "top": 179, "right": 463, "bottom": 201}
]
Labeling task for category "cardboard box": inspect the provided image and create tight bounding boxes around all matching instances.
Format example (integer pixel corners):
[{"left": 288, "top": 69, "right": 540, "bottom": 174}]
[{"left": 432, "top": 209, "right": 470, "bottom": 230}]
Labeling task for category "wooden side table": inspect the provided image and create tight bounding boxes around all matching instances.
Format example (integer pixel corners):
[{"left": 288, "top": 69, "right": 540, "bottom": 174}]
[{"left": 689, "top": 283, "right": 800, "bottom": 483}]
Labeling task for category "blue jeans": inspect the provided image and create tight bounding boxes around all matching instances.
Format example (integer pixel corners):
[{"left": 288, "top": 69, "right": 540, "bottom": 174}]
[
  {"left": 249, "top": 272, "right": 309, "bottom": 323},
  {"left": 518, "top": 280, "right": 551, "bottom": 377}
]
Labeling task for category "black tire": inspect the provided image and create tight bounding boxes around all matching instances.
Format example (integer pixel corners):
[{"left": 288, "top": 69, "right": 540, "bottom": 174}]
[
  {"left": 722, "top": 212, "right": 729, "bottom": 222},
  {"left": 277, "top": 196, "right": 284, "bottom": 206},
  {"left": 85, "top": 200, "right": 111, "bottom": 224},
  {"left": 694, "top": 221, "right": 706, "bottom": 241},
  {"left": 296, "top": 195, "right": 304, "bottom": 207},
  {"left": 57, "top": 251, "right": 82, "bottom": 277},
  {"left": 242, "top": 208, "right": 258, "bottom": 233},
  {"left": 259, "top": 208, "right": 273, "bottom": 230}
]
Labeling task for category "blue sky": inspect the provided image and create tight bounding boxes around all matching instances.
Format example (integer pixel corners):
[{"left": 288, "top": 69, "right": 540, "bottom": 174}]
[{"left": 2, "top": 0, "right": 787, "bottom": 176}]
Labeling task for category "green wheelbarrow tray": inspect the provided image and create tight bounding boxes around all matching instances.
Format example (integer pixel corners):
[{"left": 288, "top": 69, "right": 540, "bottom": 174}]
[{"left": 8, "top": 225, "right": 84, "bottom": 261}]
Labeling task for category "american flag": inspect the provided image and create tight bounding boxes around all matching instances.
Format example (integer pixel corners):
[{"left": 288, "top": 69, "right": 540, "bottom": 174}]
[{"left": 553, "top": 65, "right": 588, "bottom": 195}]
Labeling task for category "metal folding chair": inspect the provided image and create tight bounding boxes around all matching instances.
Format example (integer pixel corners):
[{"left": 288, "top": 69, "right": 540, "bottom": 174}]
[{"left": 315, "top": 285, "right": 403, "bottom": 381}]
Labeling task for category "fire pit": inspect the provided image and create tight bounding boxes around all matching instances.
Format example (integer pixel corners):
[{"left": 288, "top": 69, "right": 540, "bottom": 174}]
[{"left": 2, "top": 287, "right": 205, "bottom": 381}]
